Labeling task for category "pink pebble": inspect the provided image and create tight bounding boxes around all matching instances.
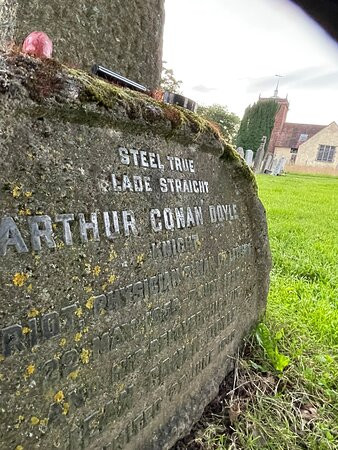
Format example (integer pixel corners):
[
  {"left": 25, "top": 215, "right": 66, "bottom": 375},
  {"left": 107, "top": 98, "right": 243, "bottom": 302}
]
[{"left": 22, "top": 31, "right": 53, "bottom": 59}]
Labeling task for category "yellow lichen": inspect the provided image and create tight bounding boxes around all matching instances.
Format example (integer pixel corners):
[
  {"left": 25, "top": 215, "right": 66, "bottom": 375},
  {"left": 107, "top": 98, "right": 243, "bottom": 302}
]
[
  {"left": 80, "top": 348, "right": 91, "bottom": 364},
  {"left": 12, "top": 185, "right": 22, "bottom": 198},
  {"left": 15, "top": 446, "right": 24, "bottom": 450},
  {"left": 24, "top": 191, "right": 33, "bottom": 198},
  {"left": 59, "top": 338, "right": 67, "bottom": 347},
  {"left": 53, "top": 390, "right": 64, "bottom": 403},
  {"left": 102, "top": 283, "right": 108, "bottom": 292},
  {"left": 75, "top": 306, "right": 83, "bottom": 317},
  {"left": 68, "top": 370, "right": 79, "bottom": 380},
  {"left": 28, "top": 308, "right": 40, "bottom": 318},
  {"left": 25, "top": 364, "right": 35, "bottom": 377},
  {"left": 92, "top": 265, "right": 101, "bottom": 277},
  {"left": 62, "top": 402, "right": 70, "bottom": 415},
  {"left": 109, "top": 249, "right": 117, "bottom": 261},
  {"left": 85, "top": 296, "right": 94, "bottom": 310},
  {"left": 39, "top": 418, "right": 48, "bottom": 427},
  {"left": 83, "top": 327, "right": 89, "bottom": 333},
  {"left": 14, "top": 415, "right": 25, "bottom": 428},
  {"left": 18, "top": 208, "right": 32, "bottom": 216},
  {"left": 22, "top": 327, "right": 31, "bottom": 335},
  {"left": 30, "top": 416, "right": 40, "bottom": 426},
  {"left": 136, "top": 254, "right": 145, "bottom": 265},
  {"left": 72, "top": 276, "right": 80, "bottom": 282},
  {"left": 74, "top": 332, "right": 82, "bottom": 342},
  {"left": 0, "top": 354, "right": 4, "bottom": 362},
  {"left": 26, "top": 283, "right": 33, "bottom": 293},
  {"left": 12, "top": 272, "right": 29, "bottom": 287},
  {"left": 108, "top": 274, "right": 117, "bottom": 284},
  {"left": 84, "top": 286, "right": 93, "bottom": 293}
]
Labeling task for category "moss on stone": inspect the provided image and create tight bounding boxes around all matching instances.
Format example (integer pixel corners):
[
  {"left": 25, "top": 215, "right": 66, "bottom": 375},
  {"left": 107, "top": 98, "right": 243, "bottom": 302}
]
[
  {"left": 65, "top": 66, "right": 224, "bottom": 139},
  {"left": 220, "top": 143, "right": 257, "bottom": 190},
  {"left": 67, "top": 67, "right": 140, "bottom": 109},
  {"left": 1, "top": 52, "right": 257, "bottom": 187},
  {"left": 65, "top": 66, "right": 257, "bottom": 188}
]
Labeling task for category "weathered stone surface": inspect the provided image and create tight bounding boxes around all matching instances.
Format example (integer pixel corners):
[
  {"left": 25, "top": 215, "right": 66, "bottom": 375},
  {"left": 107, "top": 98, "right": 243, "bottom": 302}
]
[
  {"left": 0, "top": 53, "right": 270, "bottom": 450},
  {"left": 0, "top": 0, "right": 164, "bottom": 89}
]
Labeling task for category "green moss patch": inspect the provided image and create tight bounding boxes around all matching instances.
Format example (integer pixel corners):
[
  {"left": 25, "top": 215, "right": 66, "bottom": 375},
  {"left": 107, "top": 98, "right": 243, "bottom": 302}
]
[{"left": 1, "top": 51, "right": 256, "bottom": 187}]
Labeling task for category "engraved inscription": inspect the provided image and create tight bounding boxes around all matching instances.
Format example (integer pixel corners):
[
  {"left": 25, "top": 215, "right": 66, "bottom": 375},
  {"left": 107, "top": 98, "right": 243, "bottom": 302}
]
[{"left": 0, "top": 131, "right": 268, "bottom": 450}]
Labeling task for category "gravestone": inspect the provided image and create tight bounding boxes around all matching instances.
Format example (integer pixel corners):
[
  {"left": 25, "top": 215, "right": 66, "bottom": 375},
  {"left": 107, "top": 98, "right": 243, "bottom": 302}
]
[
  {"left": 272, "top": 157, "right": 286, "bottom": 176},
  {"left": 236, "top": 147, "right": 244, "bottom": 158},
  {"left": 279, "top": 157, "right": 287, "bottom": 174},
  {"left": 0, "top": 0, "right": 164, "bottom": 88},
  {"left": 253, "top": 136, "right": 267, "bottom": 173},
  {"left": 245, "top": 149, "right": 253, "bottom": 167},
  {"left": 270, "top": 157, "right": 279, "bottom": 175},
  {"left": 0, "top": 54, "right": 271, "bottom": 450},
  {"left": 262, "top": 153, "right": 273, "bottom": 173}
]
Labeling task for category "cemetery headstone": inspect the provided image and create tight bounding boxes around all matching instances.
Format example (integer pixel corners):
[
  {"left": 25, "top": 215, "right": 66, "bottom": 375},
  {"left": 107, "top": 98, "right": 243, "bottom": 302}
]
[
  {"left": 0, "top": 0, "right": 164, "bottom": 88},
  {"left": 272, "top": 156, "right": 286, "bottom": 176},
  {"left": 236, "top": 147, "right": 244, "bottom": 158},
  {"left": 253, "top": 136, "right": 267, "bottom": 173},
  {"left": 279, "top": 157, "right": 287, "bottom": 174},
  {"left": 245, "top": 149, "right": 254, "bottom": 167},
  {"left": 270, "top": 157, "right": 279, "bottom": 175},
  {"left": 262, "top": 153, "right": 273, "bottom": 173},
  {"left": 0, "top": 54, "right": 271, "bottom": 450}
]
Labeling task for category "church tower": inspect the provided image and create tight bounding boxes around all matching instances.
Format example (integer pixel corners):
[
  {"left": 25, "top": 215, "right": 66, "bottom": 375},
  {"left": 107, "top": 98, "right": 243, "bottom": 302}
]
[
  {"left": 261, "top": 80, "right": 289, "bottom": 154},
  {"left": 267, "top": 96, "right": 289, "bottom": 154}
]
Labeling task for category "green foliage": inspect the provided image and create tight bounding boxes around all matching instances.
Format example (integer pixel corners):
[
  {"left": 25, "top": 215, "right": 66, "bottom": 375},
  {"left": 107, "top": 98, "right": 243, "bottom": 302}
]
[
  {"left": 160, "top": 61, "right": 182, "bottom": 93},
  {"left": 236, "top": 99, "right": 279, "bottom": 153},
  {"left": 255, "top": 323, "right": 290, "bottom": 372},
  {"left": 197, "top": 104, "right": 240, "bottom": 145}
]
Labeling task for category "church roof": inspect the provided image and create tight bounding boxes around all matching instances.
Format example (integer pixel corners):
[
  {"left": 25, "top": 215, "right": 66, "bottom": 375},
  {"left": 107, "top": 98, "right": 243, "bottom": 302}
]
[{"left": 275, "top": 122, "right": 326, "bottom": 148}]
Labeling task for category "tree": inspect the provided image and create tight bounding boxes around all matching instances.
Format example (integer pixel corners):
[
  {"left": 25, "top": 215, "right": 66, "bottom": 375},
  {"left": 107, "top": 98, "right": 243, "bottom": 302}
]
[
  {"left": 236, "top": 99, "right": 279, "bottom": 154},
  {"left": 197, "top": 104, "right": 240, "bottom": 145},
  {"left": 160, "top": 61, "right": 182, "bottom": 93}
]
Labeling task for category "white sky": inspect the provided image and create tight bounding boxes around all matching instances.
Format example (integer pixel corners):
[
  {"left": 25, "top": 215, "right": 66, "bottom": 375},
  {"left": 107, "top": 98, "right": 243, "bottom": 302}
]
[{"left": 163, "top": 0, "right": 338, "bottom": 125}]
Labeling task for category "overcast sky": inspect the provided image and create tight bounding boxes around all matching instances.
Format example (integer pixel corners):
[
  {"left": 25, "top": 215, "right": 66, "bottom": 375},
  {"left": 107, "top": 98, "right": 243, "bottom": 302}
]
[{"left": 163, "top": 0, "right": 338, "bottom": 125}]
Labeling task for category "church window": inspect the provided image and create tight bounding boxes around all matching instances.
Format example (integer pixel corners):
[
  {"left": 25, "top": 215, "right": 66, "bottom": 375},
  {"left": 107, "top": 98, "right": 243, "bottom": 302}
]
[{"left": 316, "top": 145, "right": 336, "bottom": 162}]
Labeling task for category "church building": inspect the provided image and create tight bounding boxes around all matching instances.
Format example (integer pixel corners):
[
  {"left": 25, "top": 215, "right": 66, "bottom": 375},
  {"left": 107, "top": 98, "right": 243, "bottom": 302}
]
[{"left": 263, "top": 90, "right": 338, "bottom": 176}]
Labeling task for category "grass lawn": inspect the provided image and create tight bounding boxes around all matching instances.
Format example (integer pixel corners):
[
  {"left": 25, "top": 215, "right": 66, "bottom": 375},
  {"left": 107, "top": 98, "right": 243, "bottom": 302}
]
[{"left": 175, "top": 173, "right": 338, "bottom": 449}]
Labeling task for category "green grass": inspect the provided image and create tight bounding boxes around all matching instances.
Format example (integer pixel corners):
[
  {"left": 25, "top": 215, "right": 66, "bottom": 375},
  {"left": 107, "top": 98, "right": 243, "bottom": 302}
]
[{"left": 184, "top": 174, "right": 338, "bottom": 449}]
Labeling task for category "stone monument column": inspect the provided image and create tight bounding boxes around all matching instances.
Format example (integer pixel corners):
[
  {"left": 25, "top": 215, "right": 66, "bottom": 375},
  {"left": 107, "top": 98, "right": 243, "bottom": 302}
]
[{"left": 0, "top": 0, "right": 165, "bottom": 88}]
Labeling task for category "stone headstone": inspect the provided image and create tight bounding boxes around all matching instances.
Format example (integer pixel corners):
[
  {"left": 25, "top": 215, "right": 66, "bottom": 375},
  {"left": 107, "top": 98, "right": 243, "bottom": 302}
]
[
  {"left": 236, "top": 147, "right": 244, "bottom": 158},
  {"left": 279, "top": 157, "right": 287, "bottom": 174},
  {"left": 0, "top": 54, "right": 271, "bottom": 450},
  {"left": 253, "top": 136, "right": 267, "bottom": 173},
  {"left": 272, "top": 157, "right": 286, "bottom": 176},
  {"left": 0, "top": 0, "right": 164, "bottom": 88},
  {"left": 270, "top": 157, "right": 279, "bottom": 175},
  {"left": 262, "top": 153, "right": 273, "bottom": 173},
  {"left": 245, "top": 149, "right": 254, "bottom": 167}
]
